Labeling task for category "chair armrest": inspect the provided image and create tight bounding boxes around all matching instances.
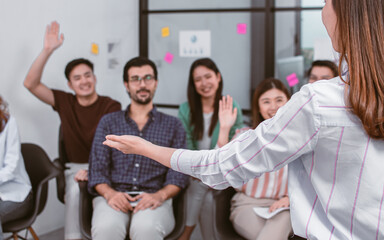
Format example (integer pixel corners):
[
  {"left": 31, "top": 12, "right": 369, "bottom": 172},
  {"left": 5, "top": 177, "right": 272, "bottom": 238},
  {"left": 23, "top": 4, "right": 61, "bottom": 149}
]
[
  {"left": 212, "top": 188, "right": 244, "bottom": 240},
  {"left": 165, "top": 188, "right": 186, "bottom": 240},
  {"left": 53, "top": 158, "right": 66, "bottom": 204},
  {"left": 78, "top": 181, "right": 93, "bottom": 240}
]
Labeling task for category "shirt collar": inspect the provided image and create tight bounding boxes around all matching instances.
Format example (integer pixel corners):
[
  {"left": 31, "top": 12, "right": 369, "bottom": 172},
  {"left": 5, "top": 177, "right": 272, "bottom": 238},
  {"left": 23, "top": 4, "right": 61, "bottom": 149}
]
[{"left": 124, "top": 104, "right": 158, "bottom": 122}]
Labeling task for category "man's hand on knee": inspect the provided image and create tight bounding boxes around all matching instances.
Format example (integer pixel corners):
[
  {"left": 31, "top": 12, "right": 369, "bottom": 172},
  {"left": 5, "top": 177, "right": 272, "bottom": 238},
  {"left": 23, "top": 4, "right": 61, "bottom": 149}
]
[
  {"left": 105, "top": 190, "right": 135, "bottom": 213},
  {"left": 133, "top": 191, "right": 167, "bottom": 213}
]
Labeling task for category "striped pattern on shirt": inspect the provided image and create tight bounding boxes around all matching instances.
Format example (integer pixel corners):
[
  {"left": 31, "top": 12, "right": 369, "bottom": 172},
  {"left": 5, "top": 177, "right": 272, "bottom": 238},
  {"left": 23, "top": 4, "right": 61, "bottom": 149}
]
[
  {"left": 234, "top": 127, "right": 288, "bottom": 199},
  {"left": 242, "top": 167, "right": 288, "bottom": 199}
]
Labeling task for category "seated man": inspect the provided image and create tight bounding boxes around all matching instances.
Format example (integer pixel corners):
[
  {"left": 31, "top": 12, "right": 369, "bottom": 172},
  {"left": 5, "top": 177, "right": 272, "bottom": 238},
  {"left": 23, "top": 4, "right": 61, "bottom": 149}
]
[
  {"left": 23, "top": 21, "right": 121, "bottom": 240},
  {"left": 88, "top": 57, "right": 189, "bottom": 240},
  {"left": 307, "top": 60, "right": 338, "bottom": 83}
]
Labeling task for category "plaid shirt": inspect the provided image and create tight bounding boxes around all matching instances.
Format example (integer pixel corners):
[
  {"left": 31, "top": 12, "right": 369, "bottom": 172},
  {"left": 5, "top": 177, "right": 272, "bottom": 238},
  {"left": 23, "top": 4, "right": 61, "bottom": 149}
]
[{"left": 88, "top": 106, "right": 188, "bottom": 195}]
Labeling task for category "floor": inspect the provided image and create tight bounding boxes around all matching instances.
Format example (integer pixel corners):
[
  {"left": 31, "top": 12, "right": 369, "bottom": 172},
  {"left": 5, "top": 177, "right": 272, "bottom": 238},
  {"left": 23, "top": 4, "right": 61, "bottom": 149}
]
[
  {"left": 29, "top": 228, "right": 64, "bottom": 240},
  {"left": 28, "top": 226, "right": 203, "bottom": 240}
]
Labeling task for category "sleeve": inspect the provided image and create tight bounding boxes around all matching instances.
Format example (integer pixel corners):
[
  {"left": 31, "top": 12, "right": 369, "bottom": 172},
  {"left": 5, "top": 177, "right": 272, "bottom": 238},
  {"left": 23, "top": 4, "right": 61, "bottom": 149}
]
[
  {"left": 170, "top": 85, "right": 321, "bottom": 190},
  {"left": 0, "top": 118, "right": 23, "bottom": 184},
  {"left": 106, "top": 100, "right": 122, "bottom": 114},
  {"left": 51, "top": 89, "right": 69, "bottom": 112},
  {"left": 163, "top": 118, "right": 189, "bottom": 189},
  {"left": 177, "top": 104, "right": 197, "bottom": 150},
  {"left": 88, "top": 115, "right": 113, "bottom": 195},
  {"left": 229, "top": 100, "right": 245, "bottom": 140}
]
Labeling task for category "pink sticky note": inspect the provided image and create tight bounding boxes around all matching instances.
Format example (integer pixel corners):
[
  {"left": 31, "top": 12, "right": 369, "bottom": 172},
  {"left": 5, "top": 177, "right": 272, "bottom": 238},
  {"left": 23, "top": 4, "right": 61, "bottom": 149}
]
[
  {"left": 164, "top": 52, "right": 174, "bottom": 64},
  {"left": 286, "top": 73, "right": 300, "bottom": 87},
  {"left": 237, "top": 23, "right": 247, "bottom": 34}
]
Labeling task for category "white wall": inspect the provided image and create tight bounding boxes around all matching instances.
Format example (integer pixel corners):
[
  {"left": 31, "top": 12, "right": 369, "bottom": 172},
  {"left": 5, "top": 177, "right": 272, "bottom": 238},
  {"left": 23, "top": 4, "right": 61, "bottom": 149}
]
[{"left": 0, "top": 0, "right": 138, "bottom": 235}]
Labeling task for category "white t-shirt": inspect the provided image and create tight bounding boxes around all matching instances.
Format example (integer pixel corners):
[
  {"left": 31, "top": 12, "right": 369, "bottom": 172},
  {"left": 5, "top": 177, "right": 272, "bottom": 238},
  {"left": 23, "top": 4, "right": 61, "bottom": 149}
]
[{"left": 197, "top": 112, "right": 213, "bottom": 150}]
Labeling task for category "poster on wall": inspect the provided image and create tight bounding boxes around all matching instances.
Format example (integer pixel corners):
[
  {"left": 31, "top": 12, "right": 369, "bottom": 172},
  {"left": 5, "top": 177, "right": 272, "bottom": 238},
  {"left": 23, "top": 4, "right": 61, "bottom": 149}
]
[
  {"left": 179, "top": 30, "right": 211, "bottom": 57},
  {"left": 106, "top": 38, "right": 123, "bottom": 70}
]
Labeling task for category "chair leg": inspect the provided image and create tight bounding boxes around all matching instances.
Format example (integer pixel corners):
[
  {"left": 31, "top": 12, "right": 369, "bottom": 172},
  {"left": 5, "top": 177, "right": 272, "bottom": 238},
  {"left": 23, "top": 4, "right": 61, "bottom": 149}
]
[
  {"left": 12, "top": 233, "right": 19, "bottom": 240},
  {"left": 28, "top": 227, "right": 39, "bottom": 240}
]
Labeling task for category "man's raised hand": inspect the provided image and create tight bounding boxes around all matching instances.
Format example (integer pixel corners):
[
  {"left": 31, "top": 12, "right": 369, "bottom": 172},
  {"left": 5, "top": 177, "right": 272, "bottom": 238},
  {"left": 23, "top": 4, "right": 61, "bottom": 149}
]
[{"left": 44, "top": 21, "right": 64, "bottom": 52}]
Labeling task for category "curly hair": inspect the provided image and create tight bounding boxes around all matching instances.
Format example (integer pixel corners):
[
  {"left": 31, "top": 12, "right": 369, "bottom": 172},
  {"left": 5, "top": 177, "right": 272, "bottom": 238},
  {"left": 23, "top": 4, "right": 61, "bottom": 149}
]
[{"left": 0, "top": 96, "right": 9, "bottom": 132}]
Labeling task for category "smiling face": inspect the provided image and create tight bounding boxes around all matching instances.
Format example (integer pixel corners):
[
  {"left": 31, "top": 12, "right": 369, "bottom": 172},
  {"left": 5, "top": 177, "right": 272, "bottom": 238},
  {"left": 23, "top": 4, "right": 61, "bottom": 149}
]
[
  {"left": 192, "top": 66, "right": 221, "bottom": 100},
  {"left": 124, "top": 65, "right": 158, "bottom": 105},
  {"left": 258, "top": 88, "right": 288, "bottom": 120},
  {"left": 67, "top": 64, "right": 97, "bottom": 98},
  {"left": 322, "top": 0, "right": 339, "bottom": 52}
]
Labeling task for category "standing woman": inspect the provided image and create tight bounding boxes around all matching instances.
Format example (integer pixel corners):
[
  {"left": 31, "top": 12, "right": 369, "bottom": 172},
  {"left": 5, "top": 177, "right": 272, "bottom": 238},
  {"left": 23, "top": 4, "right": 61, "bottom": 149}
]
[
  {"left": 104, "top": 0, "right": 384, "bottom": 238},
  {"left": 220, "top": 78, "right": 292, "bottom": 240},
  {"left": 177, "top": 58, "right": 244, "bottom": 239},
  {"left": 0, "top": 96, "right": 33, "bottom": 240}
]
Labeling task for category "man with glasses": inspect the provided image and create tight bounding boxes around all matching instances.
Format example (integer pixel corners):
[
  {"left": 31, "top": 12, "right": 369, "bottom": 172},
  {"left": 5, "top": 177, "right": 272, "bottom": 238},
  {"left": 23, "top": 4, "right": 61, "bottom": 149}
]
[{"left": 88, "top": 57, "right": 188, "bottom": 240}]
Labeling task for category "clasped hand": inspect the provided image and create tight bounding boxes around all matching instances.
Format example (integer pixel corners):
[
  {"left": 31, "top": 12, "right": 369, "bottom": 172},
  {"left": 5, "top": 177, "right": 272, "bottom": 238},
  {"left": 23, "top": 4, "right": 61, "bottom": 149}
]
[{"left": 106, "top": 190, "right": 165, "bottom": 213}]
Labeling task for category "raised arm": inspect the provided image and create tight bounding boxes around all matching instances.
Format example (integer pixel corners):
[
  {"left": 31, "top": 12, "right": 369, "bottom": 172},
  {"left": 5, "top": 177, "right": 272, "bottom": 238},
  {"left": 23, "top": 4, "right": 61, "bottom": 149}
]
[
  {"left": 217, "top": 95, "right": 238, "bottom": 147},
  {"left": 24, "top": 21, "right": 64, "bottom": 106}
]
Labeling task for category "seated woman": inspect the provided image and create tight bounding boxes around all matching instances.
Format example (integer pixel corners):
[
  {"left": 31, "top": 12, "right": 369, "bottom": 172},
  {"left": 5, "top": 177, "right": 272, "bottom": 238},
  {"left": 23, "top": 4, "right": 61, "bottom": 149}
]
[
  {"left": 177, "top": 58, "right": 244, "bottom": 240},
  {"left": 218, "top": 78, "right": 292, "bottom": 240},
  {"left": 0, "top": 96, "right": 33, "bottom": 240}
]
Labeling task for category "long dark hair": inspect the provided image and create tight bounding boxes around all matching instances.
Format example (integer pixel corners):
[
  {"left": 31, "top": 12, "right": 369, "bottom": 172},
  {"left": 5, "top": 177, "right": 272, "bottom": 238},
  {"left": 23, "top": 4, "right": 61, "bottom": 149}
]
[
  {"left": 0, "top": 96, "right": 9, "bottom": 132},
  {"left": 251, "top": 78, "right": 291, "bottom": 128},
  {"left": 333, "top": 0, "right": 384, "bottom": 139},
  {"left": 187, "top": 58, "right": 223, "bottom": 140}
]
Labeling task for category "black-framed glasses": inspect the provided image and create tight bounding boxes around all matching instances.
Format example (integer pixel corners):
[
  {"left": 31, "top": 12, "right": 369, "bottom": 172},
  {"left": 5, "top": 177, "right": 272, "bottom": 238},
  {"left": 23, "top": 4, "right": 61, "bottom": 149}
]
[{"left": 129, "top": 74, "right": 156, "bottom": 85}]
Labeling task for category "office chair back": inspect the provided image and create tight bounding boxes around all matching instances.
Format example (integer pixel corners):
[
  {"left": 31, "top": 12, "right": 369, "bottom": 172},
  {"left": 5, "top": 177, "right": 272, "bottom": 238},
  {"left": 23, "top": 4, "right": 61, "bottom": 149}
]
[
  {"left": 53, "top": 126, "right": 68, "bottom": 204},
  {"left": 22, "top": 143, "right": 60, "bottom": 215}
]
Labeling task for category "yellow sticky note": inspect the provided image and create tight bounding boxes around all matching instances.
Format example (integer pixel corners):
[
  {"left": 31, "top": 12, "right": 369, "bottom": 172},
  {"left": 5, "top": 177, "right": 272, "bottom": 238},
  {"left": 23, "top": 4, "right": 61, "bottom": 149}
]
[
  {"left": 162, "top": 27, "right": 170, "bottom": 37},
  {"left": 91, "top": 43, "right": 99, "bottom": 55}
]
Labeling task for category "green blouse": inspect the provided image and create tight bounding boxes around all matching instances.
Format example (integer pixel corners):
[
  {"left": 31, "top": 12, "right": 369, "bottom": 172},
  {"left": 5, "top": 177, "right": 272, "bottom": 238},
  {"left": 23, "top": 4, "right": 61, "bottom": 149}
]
[{"left": 178, "top": 100, "right": 244, "bottom": 150}]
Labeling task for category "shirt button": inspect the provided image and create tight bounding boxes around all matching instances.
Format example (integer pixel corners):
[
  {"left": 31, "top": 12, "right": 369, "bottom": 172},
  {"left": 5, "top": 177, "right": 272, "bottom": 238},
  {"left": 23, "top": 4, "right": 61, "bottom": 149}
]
[
  {"left": 133, "top": 186, "right": 138, "bottom": 190},
  {"left": 139, "top": 132, "right": 143, "bottom": 137},
  {"left": 135, "top": 163, "right": 140, "bottom": 168},
  {"left": 133, "top": 178, "right": 137, "bottom": 182}
]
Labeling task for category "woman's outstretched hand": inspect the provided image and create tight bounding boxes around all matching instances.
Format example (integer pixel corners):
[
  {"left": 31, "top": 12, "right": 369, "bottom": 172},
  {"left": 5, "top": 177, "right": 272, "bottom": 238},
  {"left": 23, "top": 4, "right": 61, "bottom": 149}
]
[
  {"left": 103, "top": 135, "right": 147, "bottom": 155},
  {"left": 103, "top": 134, "right": 175, "bottom": 168}
]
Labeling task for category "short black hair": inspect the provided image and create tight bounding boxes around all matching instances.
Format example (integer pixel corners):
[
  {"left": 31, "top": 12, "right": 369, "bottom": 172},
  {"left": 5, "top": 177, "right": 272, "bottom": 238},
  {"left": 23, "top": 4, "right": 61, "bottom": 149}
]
[
  {"left": 64, "top": 58, "right": 94, "bottom": 81},
  {"left": 307, "top": 60, "right": 338, "bottom": 78},
  {"left": 123, "top": 57, "right": 158, "bottom": 83}
]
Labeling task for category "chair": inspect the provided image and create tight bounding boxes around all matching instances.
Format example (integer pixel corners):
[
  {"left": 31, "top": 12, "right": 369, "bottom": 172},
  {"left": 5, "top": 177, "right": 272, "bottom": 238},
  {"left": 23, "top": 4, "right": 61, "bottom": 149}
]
[
  {"left": 3, "top": 143, "right": 61, "bottom": 240},
  {"left": 210, "top": 188, "right": 244, "bottom": 240},
  {"left": 209, "top": 188, "right": 306, "bottom": 240},
  {"left": 78, "top": 181, "right": 187, "bottom": 240},
  {"left": 52, "top": 127, "right": 68, "bottom": 204}
]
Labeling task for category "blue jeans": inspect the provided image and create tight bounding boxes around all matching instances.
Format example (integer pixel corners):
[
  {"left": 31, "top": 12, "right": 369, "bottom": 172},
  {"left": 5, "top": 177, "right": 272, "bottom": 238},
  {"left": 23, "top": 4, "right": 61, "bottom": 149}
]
[{"left": 0, "top": 191, "right": 33, "bottom": 240}]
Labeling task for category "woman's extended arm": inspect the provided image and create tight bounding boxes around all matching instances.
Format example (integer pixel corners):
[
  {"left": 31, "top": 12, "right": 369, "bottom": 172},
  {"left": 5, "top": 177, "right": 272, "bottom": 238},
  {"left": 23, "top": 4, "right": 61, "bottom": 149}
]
[
  {"left": 104, "top": 85, "right": 319, "bottom": 189},
  {"left": 103, "top": 135, "right": 175, "bottom": 168}
]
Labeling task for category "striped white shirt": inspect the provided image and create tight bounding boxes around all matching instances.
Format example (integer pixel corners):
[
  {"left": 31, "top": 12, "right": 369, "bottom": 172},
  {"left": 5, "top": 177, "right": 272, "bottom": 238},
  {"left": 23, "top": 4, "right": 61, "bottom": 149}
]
[
  {"left": 171, "top": 77, "right": 384, "bottom": 240},
  {"left": 241, "top": 167, "right": 288, "bottom": 200},
  {"left": 235, "top": 128, "right": 289, "bottom": 200}
]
